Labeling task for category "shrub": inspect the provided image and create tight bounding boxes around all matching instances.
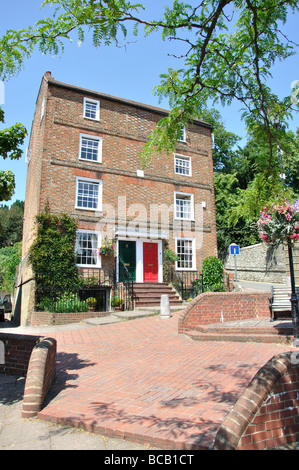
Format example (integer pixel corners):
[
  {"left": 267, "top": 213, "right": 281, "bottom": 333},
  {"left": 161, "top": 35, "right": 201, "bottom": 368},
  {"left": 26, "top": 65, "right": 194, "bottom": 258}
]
[
  {"left": 202, "top": 256, "right": 225, "bottom": 292},
  {"left": 0, "top": 241, "right": 22, "bottom": 293},
  {"left": 38, "top": 293, "right": 87, "bottom": 313},
  {"left": 111, "top": 296, "right": 123, "bottom": 308},
  {"left": 163, "top": 248, "right": 179, "bottom": 281}
]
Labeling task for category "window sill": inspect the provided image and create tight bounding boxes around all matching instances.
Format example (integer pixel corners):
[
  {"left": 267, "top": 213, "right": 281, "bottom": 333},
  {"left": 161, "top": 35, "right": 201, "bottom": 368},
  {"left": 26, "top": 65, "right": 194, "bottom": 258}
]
[
  {"left": 174, "top": 217, "right": 195, "bottom": 222},
  {"left": 78, "top": 157, "right": 102, "bottom": 164},
  {"left": 76, "top": 264, "right": 101, "bottom": 269},
  {"left": 83, "top": 116, "right": 100, "bottom": 122},
  {"left": 75, "top": 206, "right": 102, "bottom": 212}
]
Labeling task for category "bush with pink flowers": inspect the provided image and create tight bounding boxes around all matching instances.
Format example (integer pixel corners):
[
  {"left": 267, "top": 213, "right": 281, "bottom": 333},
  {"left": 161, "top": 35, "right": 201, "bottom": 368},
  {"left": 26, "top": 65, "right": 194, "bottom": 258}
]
[{"left": 257, "top": 200, "right": 299, "bottom": 246}]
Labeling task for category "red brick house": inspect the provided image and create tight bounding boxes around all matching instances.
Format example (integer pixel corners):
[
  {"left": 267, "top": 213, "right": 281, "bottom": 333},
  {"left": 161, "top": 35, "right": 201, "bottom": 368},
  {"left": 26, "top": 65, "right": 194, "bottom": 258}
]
[{"left": 19, "top": 72, "right": 217, "bottom": 323}]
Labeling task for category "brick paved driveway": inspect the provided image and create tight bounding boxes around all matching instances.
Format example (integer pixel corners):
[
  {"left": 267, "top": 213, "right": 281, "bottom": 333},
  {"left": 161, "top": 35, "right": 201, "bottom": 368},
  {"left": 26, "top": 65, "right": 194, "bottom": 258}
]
[{"left": 38, "top": 312, "right": 291, "bottom": 449}]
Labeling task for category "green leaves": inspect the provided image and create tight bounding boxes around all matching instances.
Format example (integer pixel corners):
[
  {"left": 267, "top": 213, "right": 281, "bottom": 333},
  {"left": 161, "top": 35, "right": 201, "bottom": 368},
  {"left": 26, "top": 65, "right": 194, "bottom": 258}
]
[
  {"left": 0, "top": 170, "right": 15, "bottom": 202},
  {"left": 202, "top": 256, "right": 225, "bottom": 292},
  {"left": 0, "top": 241, "right": 22, "bottom": 293},
  {"left": 0, "top": 107, "right": 27, "bottom": 202},
  {"left": 0, "top": 0, "right": 298, "bottom": 176},
  {"left": 29, "top": 207, "right": 80, "bottom": 301},
  {"left": 0, "top": 0, "right": 147, "bottom": 80},
  {"left": 0, "top": 122, "right": 27, "bottom": 160},
  {"left": 0, "top": 200, "right": 24, "bottom": 248}
]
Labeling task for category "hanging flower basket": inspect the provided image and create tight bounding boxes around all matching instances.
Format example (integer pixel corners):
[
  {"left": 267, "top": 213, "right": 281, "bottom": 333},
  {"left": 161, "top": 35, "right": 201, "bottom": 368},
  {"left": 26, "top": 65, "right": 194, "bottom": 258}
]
[
  {"left": 257, "top": 199, "right": 299, "bottom": 246},
  {"left": 98, "top": 239, "right": 114, "bottom": 256}
]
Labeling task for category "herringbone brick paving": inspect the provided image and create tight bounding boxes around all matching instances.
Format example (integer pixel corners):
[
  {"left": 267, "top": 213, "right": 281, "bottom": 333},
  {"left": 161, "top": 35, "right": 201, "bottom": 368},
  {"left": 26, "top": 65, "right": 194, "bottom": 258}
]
[{"left": 37, "top": 312, "right": 292, "bottom": 449}]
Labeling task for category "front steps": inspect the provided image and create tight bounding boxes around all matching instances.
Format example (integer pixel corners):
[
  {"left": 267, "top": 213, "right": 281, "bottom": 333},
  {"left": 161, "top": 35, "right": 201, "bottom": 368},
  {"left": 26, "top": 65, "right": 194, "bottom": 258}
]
[
  {"left": 133, "top": 282, "right": 183, "bottom": 308},
  {"left": 185, "top": 324, "right": 294, "bottom": 345}
]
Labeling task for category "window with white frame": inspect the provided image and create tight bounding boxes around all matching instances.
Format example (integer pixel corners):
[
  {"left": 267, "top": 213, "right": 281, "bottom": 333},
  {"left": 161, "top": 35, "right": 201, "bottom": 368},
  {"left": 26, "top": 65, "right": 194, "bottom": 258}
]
[
  {"left": 179, "top": 125, "right": 186, "bottom": 142},
  {"left": 79, "top": 134, "right": 102, "bottom": 162},
  {"left": 75, "top": 230, "right": 101, "bottom": 267},
  {"left": 175, "top": 238, "right": 196, "bottom": 270},
  {"left": 83, "top": 97, "right": 100, "bottom": 120},
  {"left": 175, "top": 154, "right": 191, "bottom": 176},
  {"left": 174, "top": 192, "right": 194, "bottom": 220},
  {"left": 75, "top": 177, "right": 102, "bottom": 211}
]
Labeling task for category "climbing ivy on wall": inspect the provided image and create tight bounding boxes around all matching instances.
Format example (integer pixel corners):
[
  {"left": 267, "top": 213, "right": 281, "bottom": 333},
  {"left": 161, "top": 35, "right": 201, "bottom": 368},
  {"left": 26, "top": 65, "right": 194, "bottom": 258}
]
[{"left": 28, "top": 205, "right": 80, "bottom": 303}]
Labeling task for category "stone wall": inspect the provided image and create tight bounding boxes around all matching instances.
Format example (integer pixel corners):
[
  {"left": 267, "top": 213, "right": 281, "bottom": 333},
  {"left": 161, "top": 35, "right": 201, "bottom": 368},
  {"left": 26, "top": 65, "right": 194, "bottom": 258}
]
[
  {"left": 284, "top": 242, "right": 299, "bottom": 286},
  {"left": 224, "top": 243, "right": 287, "bottom": 284}
]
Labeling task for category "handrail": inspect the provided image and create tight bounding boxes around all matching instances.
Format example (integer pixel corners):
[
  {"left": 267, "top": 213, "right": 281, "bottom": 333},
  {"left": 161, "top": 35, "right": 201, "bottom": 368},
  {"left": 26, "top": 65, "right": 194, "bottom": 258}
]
[
  {"left": 117, "top": 256, "right": 135, "bottom": 310},
  {"left": 167, "top": 266, "right": 203, "bottom": 300},
  {"left": 118, "top": 256, "right": 135, "bottom": 283}
]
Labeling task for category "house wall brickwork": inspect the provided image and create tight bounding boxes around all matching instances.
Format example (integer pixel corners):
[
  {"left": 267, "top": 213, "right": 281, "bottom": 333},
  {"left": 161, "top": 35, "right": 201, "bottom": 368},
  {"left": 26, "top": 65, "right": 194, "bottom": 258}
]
[{"left": 22, "top": 73, "right": 50, "bottom": 258}]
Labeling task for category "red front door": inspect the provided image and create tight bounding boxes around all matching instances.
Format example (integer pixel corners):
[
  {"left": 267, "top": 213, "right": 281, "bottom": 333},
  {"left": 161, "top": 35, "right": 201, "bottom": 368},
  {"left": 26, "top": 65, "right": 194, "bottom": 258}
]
[{"left": 143, "top": 242, "right": 159, "bottom": 282}]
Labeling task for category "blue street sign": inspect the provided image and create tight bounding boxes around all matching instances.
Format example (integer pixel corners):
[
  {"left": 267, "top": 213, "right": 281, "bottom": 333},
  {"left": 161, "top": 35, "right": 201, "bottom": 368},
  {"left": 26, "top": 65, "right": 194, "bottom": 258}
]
[
  {"left": 230, "top": 244, "right": 239, "bottom": 282},
  {"left": 230, "top": 244, "right": 240, "bottom": 255}
]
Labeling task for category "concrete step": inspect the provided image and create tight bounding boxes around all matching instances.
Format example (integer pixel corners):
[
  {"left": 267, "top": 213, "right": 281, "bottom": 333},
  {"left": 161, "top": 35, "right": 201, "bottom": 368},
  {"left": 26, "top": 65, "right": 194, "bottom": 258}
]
[
  {"left": 193, "top": 325, "right": 294, "bottom": 336},
  {"left": 185, "top": 327, "right": 294, "bottom": 345}
]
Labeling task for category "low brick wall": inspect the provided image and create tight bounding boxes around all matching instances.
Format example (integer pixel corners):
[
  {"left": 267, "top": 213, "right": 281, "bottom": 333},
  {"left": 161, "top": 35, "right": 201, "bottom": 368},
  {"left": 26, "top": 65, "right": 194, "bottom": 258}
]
[
  {"left": 30, "top": 310, "right": 107, "bottom": 326},
  {"left": 0, "top": 333, "right": 40, "bottom": 376},
  {"left": 178, "top": 291, "right": 270, "bottom": 334},
  {"left": 213, "top": 352, "right": 299, "bottom": 450}
]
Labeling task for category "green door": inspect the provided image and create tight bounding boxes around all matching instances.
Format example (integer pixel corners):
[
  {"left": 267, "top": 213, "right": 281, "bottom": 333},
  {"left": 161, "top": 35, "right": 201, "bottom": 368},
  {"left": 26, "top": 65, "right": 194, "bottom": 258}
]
[{"left": 118, "top": 241, "right": 136, "bottom": 282}]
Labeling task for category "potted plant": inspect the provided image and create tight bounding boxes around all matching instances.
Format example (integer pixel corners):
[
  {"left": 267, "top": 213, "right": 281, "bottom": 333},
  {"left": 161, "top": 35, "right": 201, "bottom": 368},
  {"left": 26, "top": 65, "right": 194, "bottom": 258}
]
[
  {"left": 111, "top": 296, "right": 124, "bottom": 310},
  {"left": 86, "top": 297, "right": 97, "bottom": 311},
  {"left": 258, "top": 200, "right": 299, "bottom": 246},
  {"left": 98, "top": 238, "right": 114, "bottom": 256}
]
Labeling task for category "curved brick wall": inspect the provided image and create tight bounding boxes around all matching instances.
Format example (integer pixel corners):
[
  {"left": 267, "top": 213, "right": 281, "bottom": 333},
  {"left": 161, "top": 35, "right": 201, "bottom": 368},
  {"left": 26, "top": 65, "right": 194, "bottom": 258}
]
[
  {"left": 178, "top": 291, "right": 270, "bottom": 334},
  {"left": 213, "top": 352, "right": 299, "bottom": 450},
  {"left": 22, "top": 337, "right": 56, "bottom": 418}
]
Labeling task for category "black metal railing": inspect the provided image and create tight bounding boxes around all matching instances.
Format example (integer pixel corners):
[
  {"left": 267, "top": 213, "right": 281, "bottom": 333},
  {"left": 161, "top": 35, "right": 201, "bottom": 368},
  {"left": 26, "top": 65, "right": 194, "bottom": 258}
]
[
  {"left": 116, "top": 257, "right": 135, "bottom": 311},
  {"left": 35, "top": 263, "right": 135, "bottom": 313},
  {"left": 165, "top": 266, "right": 204, "bottom": 300}
]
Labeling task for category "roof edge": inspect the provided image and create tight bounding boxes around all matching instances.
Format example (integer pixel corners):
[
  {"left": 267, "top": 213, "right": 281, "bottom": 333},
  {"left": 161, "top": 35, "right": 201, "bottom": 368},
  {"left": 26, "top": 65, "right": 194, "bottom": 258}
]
[{"left": 44, "top": 73, "right": 212, "bottom": 129}]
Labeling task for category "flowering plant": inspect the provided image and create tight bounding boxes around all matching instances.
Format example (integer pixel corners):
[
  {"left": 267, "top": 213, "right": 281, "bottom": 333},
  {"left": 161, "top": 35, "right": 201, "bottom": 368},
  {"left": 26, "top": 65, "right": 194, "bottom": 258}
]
[
  {"left": 257, "top": 199, "right": 299, "bottom": 246},
  {"left": 192, "top": 276, "right": 203, "bottom": 295},
  {"left": 98, "top": 239, "right": 114, "bottom": 256}
]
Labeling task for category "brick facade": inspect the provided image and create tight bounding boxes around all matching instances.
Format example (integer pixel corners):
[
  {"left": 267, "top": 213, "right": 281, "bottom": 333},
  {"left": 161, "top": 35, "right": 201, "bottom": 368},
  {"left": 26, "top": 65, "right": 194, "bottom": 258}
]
[{"left": 20, "top": 72, "right": 217, "bottom": 322}]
